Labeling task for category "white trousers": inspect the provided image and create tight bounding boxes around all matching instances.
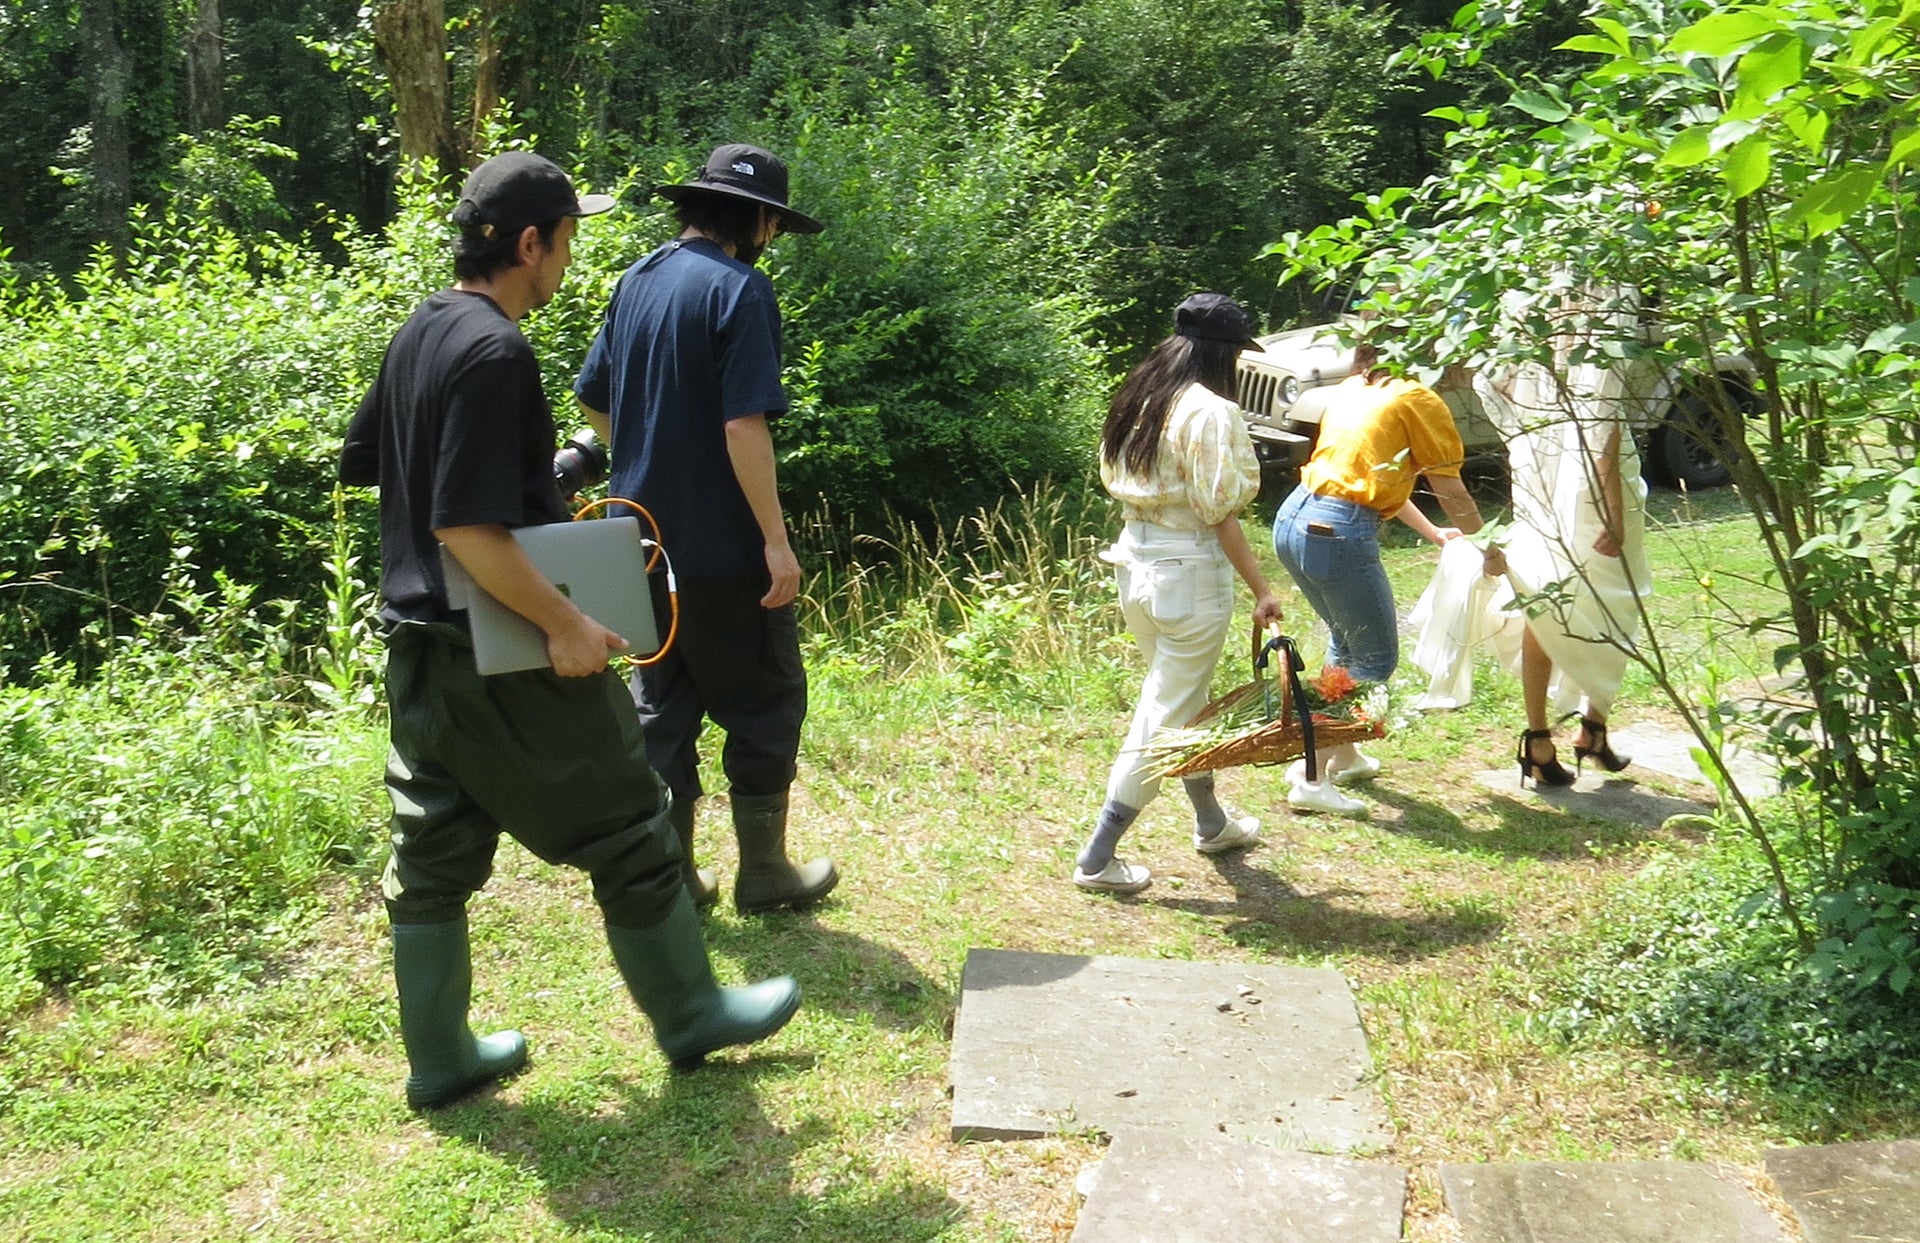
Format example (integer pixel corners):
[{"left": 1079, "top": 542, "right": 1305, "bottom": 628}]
[{"left": 1103, "top": 521, "right": 1235, "bottom": 809}]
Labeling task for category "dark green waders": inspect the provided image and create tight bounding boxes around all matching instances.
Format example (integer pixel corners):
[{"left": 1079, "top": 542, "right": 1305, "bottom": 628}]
[
  {"left": 381, "top": 624, "right": 798, "bottom": 1102},
  {"left": 392, "top": 918, "right": 528, "bottom": 1109},
  {"left": 606, "top": 890, "right": 800, "bottom": 1070}
]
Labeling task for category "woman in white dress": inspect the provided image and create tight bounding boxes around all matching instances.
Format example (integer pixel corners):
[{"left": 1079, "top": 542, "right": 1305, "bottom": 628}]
[{"left": 1478, "top": 349, "right": 1651, "bottom": 786}]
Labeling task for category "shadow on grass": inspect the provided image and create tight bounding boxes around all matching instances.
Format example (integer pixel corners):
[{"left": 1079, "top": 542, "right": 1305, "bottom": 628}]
[
  {"left": 429, "top": 1065, "right": 962, "bottom": 1241},
  {"left": 698, "top": 905, "right": 946, "bottom": 1030},
  {"left": 1372, "top": 783, "right": 1676, "bottom": 860},
  {"left": 1153, "top": 850, "right": 1507, "bottom": 961}
]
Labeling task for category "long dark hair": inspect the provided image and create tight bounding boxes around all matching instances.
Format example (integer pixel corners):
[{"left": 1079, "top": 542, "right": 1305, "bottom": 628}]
[
  {"left": 1100, "top": 334, "right": 1241, "bottom": 477},
  {"left": 675, "top": 191, "right": 763, "bottom": 254}
]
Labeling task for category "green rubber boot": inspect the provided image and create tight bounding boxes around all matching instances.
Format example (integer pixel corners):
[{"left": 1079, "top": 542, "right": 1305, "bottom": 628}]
[
  {"left": 668, "top": 793, "right": 719, "bottom": 910},
  {"left": 605, "top": 890, "right": 801, "bottom": 1071},
  {"left": 731, "top": 790, "right": 838, "bottom": 915},
  {"left": 391, "top": 919, "right": 528, "bottom": 1110}
]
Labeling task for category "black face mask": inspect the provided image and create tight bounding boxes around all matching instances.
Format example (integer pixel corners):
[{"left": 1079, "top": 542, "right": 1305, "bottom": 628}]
[{"left": 735, "top": 240, "right": 766, "bottom": 267}]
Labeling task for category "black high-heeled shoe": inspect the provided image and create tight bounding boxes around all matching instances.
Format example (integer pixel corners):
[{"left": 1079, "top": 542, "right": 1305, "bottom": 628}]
[
  {"left": 1572, "top": 717, "right": 1631, "bottom": 773},
  {"left": 1517, "top": 728, "right": 1576, "bottom": 788}
]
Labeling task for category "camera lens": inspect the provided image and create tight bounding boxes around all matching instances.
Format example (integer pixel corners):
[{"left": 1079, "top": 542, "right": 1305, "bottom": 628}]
[{"left": 553, "top": 429, "right": 609, "bottom": 497}]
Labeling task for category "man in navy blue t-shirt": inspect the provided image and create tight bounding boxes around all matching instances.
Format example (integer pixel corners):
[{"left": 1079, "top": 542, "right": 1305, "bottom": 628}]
[{"left": 575, "top": 143, "right": 839, "bottom": 915}]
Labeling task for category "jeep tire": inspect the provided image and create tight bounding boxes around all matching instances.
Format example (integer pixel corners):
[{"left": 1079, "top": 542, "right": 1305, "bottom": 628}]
[{"left": 1647, "top": 388, "right": 1739, "bottom": 490}]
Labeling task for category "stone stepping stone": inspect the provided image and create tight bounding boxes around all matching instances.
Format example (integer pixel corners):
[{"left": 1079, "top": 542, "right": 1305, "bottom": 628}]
[
  {"left": 1625, "top": 725, "right": 1781, "bottom": 801},
  {"left": 1438, "top": 1160, "right": 1786, "bottom": 1242},
  {"left": 1474, "top": 767, "right": 1712, "bottom": 825},
  {"left": 1070, "top": 1128, "right": 1406, "bottom": 1242},
  {"left": 1765, "top": 1139, "right": 1920, "bottom": 1243},
  {"left": 948, "top": 948, "right": 1388, "bottom": 1151}
]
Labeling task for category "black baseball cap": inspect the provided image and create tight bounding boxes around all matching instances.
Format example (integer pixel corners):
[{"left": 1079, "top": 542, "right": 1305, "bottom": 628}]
[
  {"left": 655, "top": 143, "right": 824, "bottom": 234},
  {"left": 1175, "top": 292, "right": 1264, "bottom": 350},
  {"left": 452, "top": 152, "right": 615, "bottom": 241}
]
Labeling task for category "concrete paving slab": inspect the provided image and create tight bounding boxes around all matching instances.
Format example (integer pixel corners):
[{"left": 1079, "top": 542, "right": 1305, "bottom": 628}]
[
  {"left": 1474, "top": 767, "right": 1712, "bottom": 825},
  {"left": 949, "top": 948, "right": 1388, "bottom": 1151},
  {"left": 1069, "top": 1128, "right": 1406, "bottom": 1242},
  {"left": 1438, "top": 1160, "right": 1785, "bottom": 1242},
  {"left": 1627, "top": 725, "right": 1781, "bottom": 800},
  {"left": 1766, "top": 1140, "right": 1920, "bottom": 1243}
]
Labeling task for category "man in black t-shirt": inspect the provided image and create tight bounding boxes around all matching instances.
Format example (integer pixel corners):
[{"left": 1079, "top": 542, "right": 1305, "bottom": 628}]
[
  {"left": 340, "top": 152, "right": 800, "bottom": 1110},
  {"left": 575, "top": 143, "right": 838, "bottom": 916}
]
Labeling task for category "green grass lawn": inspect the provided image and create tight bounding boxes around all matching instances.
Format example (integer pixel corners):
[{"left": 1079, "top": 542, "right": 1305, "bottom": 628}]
[{"left": 0, "top": 481, "right": 1907, "bottom": 1242}]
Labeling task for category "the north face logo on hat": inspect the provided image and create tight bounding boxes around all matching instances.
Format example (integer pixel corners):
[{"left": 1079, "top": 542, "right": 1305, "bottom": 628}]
[{"left": 730, "top": 161, "right": 757, "bottom": 176}]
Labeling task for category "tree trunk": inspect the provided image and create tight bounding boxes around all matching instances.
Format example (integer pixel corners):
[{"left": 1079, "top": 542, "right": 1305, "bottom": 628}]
[
  {"left": 371, "top": 0, "right": 458, "bottom": 179},
  {"left": 185, "top": 0, "right": 223, "bottom": 135},
  {"left": 468, "top": 0, "right": 503, "bottom": 147},
  {"left": 77, "top": 0, "right": 132, "bottom": 256}
]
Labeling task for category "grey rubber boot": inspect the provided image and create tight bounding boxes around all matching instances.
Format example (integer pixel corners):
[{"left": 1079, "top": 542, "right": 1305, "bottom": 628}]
[
  {"left": 730, "top": 790, "right": 838, "bottom": 914},
  {"left": 392, "top": 919, "right": 528, "bottom": 1110},
  {"left": 604, "top": 890, "right": 801, "bottom": 1070},
  {"left": 668, "top": 793, "right": 719, "bottom": 909}
]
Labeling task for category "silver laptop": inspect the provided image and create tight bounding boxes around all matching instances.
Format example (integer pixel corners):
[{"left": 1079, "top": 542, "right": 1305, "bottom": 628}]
[{"left": 440, "top": 516, "right": 659, "bottom": 675}]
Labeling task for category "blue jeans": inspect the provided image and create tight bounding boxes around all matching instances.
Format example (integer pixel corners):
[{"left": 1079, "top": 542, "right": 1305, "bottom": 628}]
[{"left": 1271, "top": 488, "right": 1399, "bottom": 683}]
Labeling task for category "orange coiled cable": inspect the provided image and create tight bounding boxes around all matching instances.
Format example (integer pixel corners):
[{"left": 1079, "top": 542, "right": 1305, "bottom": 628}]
[{"left": 569, "top": 495, "right": 679, "bottom": 666}]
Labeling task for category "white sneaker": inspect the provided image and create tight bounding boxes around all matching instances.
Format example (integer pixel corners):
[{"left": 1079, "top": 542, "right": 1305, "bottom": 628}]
[
  {"left": 1288, "top": 780, "right": 1371, "bottom": 819},
  {"left": 1286, "top": 749, "right": 1383, "bottom": 788},
  {"left": 1073, "top": 857, "right": 1152, "bottom": 894},
  {"left": 1194, "top": 812, "right": 1261, "bottom": 855}
]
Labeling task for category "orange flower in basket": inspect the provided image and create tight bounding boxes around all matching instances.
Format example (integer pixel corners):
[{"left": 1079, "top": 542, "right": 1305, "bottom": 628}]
[{"left": 1312, "top": 666, "right": 1357, "bottom": 703}]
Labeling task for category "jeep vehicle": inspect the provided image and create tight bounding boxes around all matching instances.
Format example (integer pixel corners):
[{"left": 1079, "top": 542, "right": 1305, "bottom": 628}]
[{"left": 1235, "top": 323, "right": 1761, "bottom": 491}]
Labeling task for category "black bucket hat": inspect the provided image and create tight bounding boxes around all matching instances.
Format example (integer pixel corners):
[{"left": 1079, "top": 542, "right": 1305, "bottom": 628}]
[
  {"left": 655, "top": 143, "right": 825, "bottom": 234},
  {"left": 1175, "top": 292, "right": 1264, "bottom": 350}
]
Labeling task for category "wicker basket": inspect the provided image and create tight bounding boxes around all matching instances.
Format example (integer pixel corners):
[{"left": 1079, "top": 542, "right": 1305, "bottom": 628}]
[{"left": 1159, "top": 629, "right": 1383, "bottom": 778}]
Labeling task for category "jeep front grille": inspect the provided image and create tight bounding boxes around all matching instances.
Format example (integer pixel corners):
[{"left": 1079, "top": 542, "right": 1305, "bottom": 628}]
[{"left": 1239, "top": 366, "right": 1281, "bottom": 419}]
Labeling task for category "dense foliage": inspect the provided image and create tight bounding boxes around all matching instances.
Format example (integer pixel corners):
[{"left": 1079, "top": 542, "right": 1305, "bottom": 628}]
[
  {"left": 0, "top": 94, "right": 1118, "bottom": 672},
  {"left": 0, "top": 206, "right": 420, "bottom": 675},
  {"left": 2, "top": 1, "right": 1587, "bottom": 333}
]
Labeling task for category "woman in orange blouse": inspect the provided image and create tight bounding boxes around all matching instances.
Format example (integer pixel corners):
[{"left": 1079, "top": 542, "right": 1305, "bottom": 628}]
[
  {"left": 1271, "top": 344, "right": 1501, "bottom": 817},
  {"left": 1073, "top": 295, "right": 1284, "bottom": 895}
]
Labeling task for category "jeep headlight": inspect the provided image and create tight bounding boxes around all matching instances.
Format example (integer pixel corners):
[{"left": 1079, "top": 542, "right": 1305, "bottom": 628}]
[{"left": 1277, "top": 375, "right": 1299, "bottom": 405}]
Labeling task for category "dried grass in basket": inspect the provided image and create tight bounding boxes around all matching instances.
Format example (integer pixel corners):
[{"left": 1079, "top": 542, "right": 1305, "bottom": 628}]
[{"left": 1149, "top": 628, "right": 1384, "bottom": 778}]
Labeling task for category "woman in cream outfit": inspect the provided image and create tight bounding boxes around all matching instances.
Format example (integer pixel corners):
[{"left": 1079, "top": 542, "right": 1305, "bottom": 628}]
[
  {"left": 1073, "top": 294, "right": 1283, "bottom": 895},
  {"left": 1479, "top": 332, "right": 1651, "bottom": 785}
]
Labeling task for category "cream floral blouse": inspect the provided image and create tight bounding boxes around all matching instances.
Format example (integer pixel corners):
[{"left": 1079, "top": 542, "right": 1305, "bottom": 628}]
[{"left": 1100, "top": 382, "right": 1261, "bottom": 530}]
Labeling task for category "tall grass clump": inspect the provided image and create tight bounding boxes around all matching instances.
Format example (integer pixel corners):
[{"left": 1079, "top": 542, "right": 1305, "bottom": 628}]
[{"left": 797, "top": 482, "right": 1130, "bottom": 709}]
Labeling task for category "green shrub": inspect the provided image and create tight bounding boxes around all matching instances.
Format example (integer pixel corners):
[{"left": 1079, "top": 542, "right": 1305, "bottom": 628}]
[
  {"left": 0, "top": 201, "right": 433, "bottom": 678},
  {"left": 764, "top": 71, "right": 1121, "bottom": 525},
  {"left": 1550, "top": 830, "right": 1920, "bottom": 1094},
  {"left": 0, "top": 563, "right": 385, "bottom": 1009},
  {"left": 544, "top": 81, "right": 1125, "bottom": 529}
]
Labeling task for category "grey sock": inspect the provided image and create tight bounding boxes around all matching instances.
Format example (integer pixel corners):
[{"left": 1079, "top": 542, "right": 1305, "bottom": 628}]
[
  {"left": 1077, "top": 800, "right": 1141, "bottom": 874},
  {"left": 1185, "top": 774, "right": 1227, "bottom": 838}
]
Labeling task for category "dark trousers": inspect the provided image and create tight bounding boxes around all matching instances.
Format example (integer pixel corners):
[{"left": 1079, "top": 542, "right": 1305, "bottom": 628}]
[
  {"left": 631, "top": 575, "right": 807, "bottom": 802},
  {"left": 379, "top": 623, "right": 683, "bottom": 929}
]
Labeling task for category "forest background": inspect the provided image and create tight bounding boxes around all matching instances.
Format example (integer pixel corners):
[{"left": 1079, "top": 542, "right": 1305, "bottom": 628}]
[
  {"left": 0, "top": 0, "right": 1599, "bottom": 681},
  {"left": 4, "top": 1, "right": 1920, "bottom": 1225}
]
